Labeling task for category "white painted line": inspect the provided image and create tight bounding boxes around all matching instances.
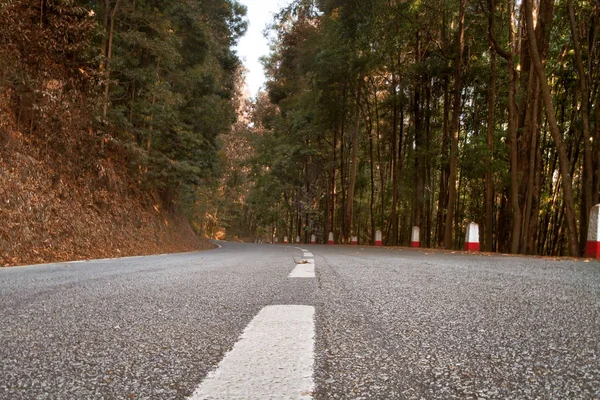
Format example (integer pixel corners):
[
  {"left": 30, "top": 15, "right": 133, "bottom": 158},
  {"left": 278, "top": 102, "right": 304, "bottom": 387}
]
[
  {"left": 189, "top": 305, "right": 315, "bottom": 400},
  {"left": 289, "top": 262, "right": 315, "bottom": 278},
  {"left": 303, "top": 252, "right": 313, "bottom": 257}
]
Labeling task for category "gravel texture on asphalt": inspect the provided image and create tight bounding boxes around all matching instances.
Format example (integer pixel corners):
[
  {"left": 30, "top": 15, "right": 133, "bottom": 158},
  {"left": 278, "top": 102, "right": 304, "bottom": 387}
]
[
  {"left": 1, "top": 243, "right": 314, "bottom": 399},
  {"left": 312, "top": 246, "right": 600, "bottom": 399},
  {"left": 2, "top": 243, "right": 599, "bottom": 399}
]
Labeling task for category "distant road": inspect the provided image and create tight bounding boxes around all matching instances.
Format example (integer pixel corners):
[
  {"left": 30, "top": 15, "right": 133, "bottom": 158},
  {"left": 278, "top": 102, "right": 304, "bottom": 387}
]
[{"left": 1, "top": 243, "right": 599, "bottom": 399}]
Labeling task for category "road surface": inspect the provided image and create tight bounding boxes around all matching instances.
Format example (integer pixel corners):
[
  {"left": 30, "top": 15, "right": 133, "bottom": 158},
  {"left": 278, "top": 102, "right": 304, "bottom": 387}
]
[{"left": 1, "top": 242, "right": 599, "bottom": 399}]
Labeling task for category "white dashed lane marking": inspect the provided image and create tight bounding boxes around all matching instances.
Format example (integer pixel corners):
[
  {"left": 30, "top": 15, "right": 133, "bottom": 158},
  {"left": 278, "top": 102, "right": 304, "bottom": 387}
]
[
  {"left": 289, "top": 262, "right": 315, "bottom": 278},
  {"left": 188, "top": 305, "right": 315, "bottom": 400},
  {"left": 303, "top": 252, "right": 313, "bottom": 257}
]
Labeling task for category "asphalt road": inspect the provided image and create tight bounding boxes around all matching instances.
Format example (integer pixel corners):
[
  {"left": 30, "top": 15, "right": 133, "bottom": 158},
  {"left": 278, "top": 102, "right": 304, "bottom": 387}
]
[{"left": 1, "top": 242, "right": 599, "bottom": 399}]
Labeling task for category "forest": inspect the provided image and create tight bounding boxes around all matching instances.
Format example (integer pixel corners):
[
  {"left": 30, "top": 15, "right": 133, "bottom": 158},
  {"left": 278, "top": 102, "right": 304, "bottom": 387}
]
[
  {"left": 217, "top": 0, "right": 600, "bottom": 257},
  {"left": 2, "top": 0, "right": 599, "bottom": 263},
  {"left": 0, "top": 0, "right": 246, "bottom": 264}
]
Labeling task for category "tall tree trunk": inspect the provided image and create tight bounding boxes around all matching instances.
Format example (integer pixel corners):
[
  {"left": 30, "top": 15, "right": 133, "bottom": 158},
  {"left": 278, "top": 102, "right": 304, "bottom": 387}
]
[
  {"left": 369, "top": 113, "right": 375, "bottom": 245},
  {"left": 103, "top": 0, "right": 120, "bottom": 119},
  {"left": 425, "top": 82, "right": 432, "bottom": 248},
  {"left": 340, "top": 84, "right": 347, "bottom": 240},
  {"left": 413, "top": 85, "right": 422, "bottom": 231},
  {"left": 436, "top": 75, "right": 450, "bottom": 247},
  {"left": 517, "top": 0, "right": 554, "bottom": 254},
  {"left": 436, "top": 7, "right": 450, "bottom": 248},
  {"left": 413, "top": 31, "right": 423, "bottom": 237},
  {"left": 375, "top": 87, "right": 385, "bottom": 231},
  {"left": 485, "top": 45, "right": 496, "bottom": 252},
  {"left": 391, "top": 73, "right": 399, "bottom": 246},
  {"left": 568, "top": 0, "right": 593, "bottom": 256},
  {"left": 443, "top": 0, "right": 466, "bottom": 249},
  {"left": 101, "top": 0, "right": 109, "bottom": 68},
  {"left": 508, "top": 0, "right": 521, "bottom": 254},
  {"left": 398, "top": 101, "right": 405, "bottom": 241},
  {"left": 331, "top": 122, "right": 338, "bottom": 235},
  {"left": 594, "top": 88, "right": 600, "bottom": 206},
  {"left": 525, "top": 0, "right": 579, "bottom": 256},
  {"left": 488, "top": 0, "right": 514, "bottom": 253},
  {"left": 345, "top": 82, "right": 361, "bottom": 241},
  {"left": 521, "top": 77, "right": 541, "bottom": 254},
  {"left": 147, "top": 57, "right": 160, "bottom": 155},
  {"left": 526, "top": 96, "right": 544, "bottom": 254}
]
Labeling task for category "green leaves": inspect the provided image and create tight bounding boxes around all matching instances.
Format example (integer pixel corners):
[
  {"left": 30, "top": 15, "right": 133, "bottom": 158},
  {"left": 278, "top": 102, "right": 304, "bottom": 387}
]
[{"left": 103, "top": 0, "right": 247, "bottom": 206}]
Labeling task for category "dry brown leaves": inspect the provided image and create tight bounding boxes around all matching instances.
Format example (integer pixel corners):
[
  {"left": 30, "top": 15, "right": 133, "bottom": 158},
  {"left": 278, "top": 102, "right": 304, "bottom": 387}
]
[{"left": 0, "top": 99, "right": 211, "bottom": 268}]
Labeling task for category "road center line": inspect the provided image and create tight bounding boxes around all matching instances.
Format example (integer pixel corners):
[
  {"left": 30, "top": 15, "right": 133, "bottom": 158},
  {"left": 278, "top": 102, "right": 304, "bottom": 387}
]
[
  {"left": 303, "top": 252, "right": 313, "bottom": 257},
  {"left": 188, "top": 305, "right": 315, "bottom": 400},
  {"left": 289, "top": 262, "right": 315, "bottom": 278}
]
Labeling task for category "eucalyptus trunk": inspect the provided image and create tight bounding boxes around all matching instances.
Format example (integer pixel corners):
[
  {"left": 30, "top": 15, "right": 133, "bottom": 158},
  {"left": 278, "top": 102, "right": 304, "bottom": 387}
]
[
  {"left": 568, "top": 0, "right": 593, "bottom": 256},
  {"left": 525, "top": 0, "right": 579, "bottom": 256},
  {"left": 443, "top": 0, "right": 466, "bottom": 249}
]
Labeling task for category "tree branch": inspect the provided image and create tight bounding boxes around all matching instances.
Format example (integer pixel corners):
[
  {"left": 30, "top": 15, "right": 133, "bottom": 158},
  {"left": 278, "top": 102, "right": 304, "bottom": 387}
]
[{"left": 487, "top": 0, "right": 510, "bottom": 60}]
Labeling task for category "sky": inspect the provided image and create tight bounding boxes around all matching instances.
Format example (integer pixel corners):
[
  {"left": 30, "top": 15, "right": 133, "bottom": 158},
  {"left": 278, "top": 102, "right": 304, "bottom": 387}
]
[{"left": 234, "top": 0, "right": 293, "bottom": 99}]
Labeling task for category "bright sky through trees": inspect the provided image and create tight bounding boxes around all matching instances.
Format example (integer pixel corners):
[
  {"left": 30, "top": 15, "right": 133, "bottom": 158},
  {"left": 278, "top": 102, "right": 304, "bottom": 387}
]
[{"left": 235, "top": 0, "right": 292, "bottom": 98}]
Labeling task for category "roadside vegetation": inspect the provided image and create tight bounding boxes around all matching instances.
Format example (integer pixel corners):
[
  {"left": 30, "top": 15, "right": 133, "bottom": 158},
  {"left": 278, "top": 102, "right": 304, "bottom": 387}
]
[
  {"left": 0, "top": 0, "right": 246, "bottom": 265},
  {"left": 221, "top": 0, "right": 600, "bottom": 257}
]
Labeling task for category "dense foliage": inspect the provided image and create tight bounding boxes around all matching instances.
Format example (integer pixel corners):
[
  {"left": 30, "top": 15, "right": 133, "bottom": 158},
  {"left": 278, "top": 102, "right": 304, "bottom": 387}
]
[
  {"left": 0, "top": 0, "right": 247, "bottom": 212},
  {"left": 234, "top": 0, "right": 600, "bottom": 256}
]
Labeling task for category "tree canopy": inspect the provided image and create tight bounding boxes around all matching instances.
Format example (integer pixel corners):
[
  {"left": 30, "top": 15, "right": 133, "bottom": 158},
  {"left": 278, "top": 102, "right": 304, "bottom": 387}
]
[
  {"left": 223, "top": 0, "right": 600, "bottom": 256},
  {"left": 1, "top": 0, "right": 248, "bottom": 217}
]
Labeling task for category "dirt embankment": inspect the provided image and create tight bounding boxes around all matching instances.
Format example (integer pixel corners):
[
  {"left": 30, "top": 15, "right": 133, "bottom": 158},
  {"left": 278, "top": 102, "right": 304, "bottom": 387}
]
[
  {"left": 0, "top": 150, "right": 213, "bottom": 267},
  {"left": 0, "top": 150, "right": 213, "bottom": 266},
  {"left": 0, "top": 101, "right": 212, "bottom": 268}
]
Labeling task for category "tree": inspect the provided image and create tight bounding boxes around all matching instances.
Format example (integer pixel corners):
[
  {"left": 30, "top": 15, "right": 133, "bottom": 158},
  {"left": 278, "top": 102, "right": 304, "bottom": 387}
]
[
  {"left": 219, "top": 0, "right": 599, "bottom": 257},
  {"left": 443, "top": 0, "right": 466, "bottom": 249},
  {"left": 525, "top": 0, "right": 578, "bottom": 256}
]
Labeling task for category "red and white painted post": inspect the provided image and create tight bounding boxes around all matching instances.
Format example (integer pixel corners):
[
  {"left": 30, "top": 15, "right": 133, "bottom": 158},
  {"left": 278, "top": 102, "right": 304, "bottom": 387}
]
[
  {"left": 586, "top": 204, "right": 600, "bottom": 258},
  {"left": 411, "top": 226, "right": 420, "bottom": 248},
  {"left": 310, "top": 234, "right": 316, "bottom": 244},
  {"left": 351, "top": 236, "right": 358, "bottom": 245},
  {"left": 283, "top": 236, "right": 288, "bottom": 244},
  {"left": 464, "top": 222, "right": 480, "bottom": 252},
  {"left": 274, "top": 237, "right": 278, "bottom": 244},
  {"left": 375, "top": 230, "right": 382, "bottom": 246},
  {"left": 296, "top": 235, "right": 301, "bottom": 244},
  {"left": 328, "top": 232, "right": 334, "bottom": 245}
]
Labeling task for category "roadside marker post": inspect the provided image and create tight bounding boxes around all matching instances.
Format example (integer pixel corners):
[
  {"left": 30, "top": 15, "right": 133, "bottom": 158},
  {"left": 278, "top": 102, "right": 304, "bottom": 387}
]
[
  {"left": 328, "top": 232, "right": 334, "bottom": 245},
  {"left": 464, "top": 222, "right": 480, "bottom": 252},
  {"left": 296, "top": 236, "right": 301, "bottom": 244},
  {"left": 311, "top": 234, "right": 316, "bottom": 244},
  {"left": 284, "top": 236, "right": 288, "bottom": 244},
  {"left": 274, "top": 237, "right": 278, "bottom": 244},
  {"left": 411, "top": 226, "right": 420, "bottom": 248},
  {"left": 375, "top": 230, "right": 382, "bottom": 246},
  {"left": 351, "top": 236, "right": 358, "bottom": 245},
  {"left": 586, "top": 204, "right": 600, "bottom": 258}
]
